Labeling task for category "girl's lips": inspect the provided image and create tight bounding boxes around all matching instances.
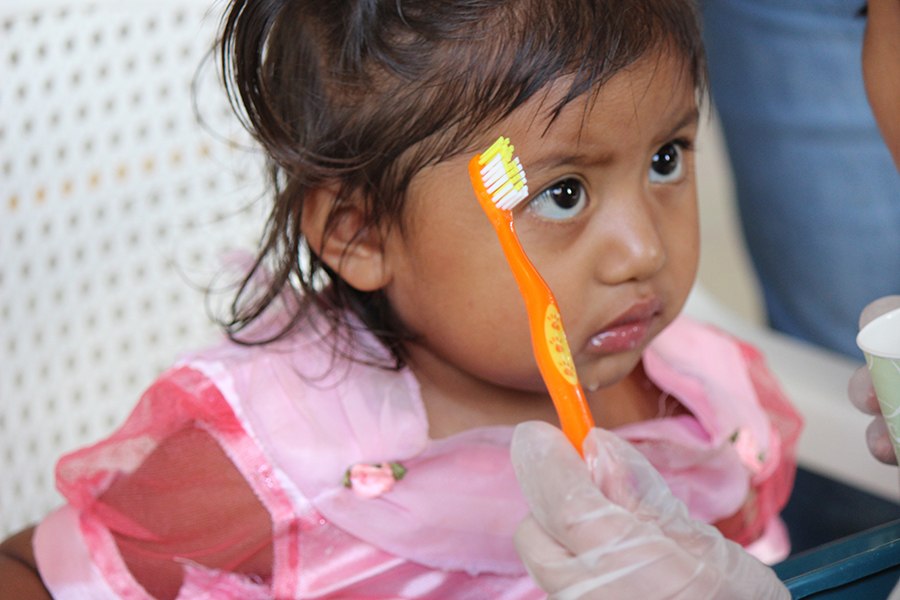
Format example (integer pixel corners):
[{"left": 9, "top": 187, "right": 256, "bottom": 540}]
[
  {"left": 587, "top": 320, "right": 652, "bottom": 353},
  {"left": 585, "top": 299, "right": 662, "bottom": 355}
]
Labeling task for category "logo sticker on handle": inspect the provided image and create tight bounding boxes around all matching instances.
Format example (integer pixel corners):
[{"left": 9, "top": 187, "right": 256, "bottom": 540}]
[{"left": 545, "top": 304, "right": 578, "bottom": 385}]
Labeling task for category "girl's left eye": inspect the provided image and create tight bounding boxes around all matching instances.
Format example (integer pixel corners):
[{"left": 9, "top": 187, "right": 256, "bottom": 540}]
[
  {"left": 649, "top": 142, "right": 685, "bottom": 183},
  {"left": 526, "top": 178, "right": 587, "bottom": 221}
]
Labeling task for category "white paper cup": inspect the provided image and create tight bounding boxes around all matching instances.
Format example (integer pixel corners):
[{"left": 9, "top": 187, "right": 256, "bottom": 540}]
[{"left": 857, "top": 306, "right": 900, "bottom": 465}]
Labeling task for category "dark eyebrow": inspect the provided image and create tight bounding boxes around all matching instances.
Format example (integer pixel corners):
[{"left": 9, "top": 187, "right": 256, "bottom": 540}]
[
  {"left": 525, "top": 106, "right": 700, "bottom": 175},
  {"left": 660, "top": 106, "right": 700, "bottom": 142},
  {"left": 525, "top": 149, "right": 614, "bottom": 175}
]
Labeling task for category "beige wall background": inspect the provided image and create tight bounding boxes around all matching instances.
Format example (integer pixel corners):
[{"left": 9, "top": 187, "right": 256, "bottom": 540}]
[{"left": 695, "top": 108, "right": 765, "bottom": 326}]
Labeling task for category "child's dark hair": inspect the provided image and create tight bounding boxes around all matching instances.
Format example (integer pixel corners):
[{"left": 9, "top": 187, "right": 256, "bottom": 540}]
[{"left": 219, "top": 0, "right": 706, "bottom": 368}]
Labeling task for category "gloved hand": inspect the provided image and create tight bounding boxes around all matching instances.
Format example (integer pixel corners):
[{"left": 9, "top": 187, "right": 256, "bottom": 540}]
[
  {"left": 848, "top": 295, "right": 900, "bottom": 465},
  {"left": 511, "top": 421, "right": 789, "bottom": 599}
]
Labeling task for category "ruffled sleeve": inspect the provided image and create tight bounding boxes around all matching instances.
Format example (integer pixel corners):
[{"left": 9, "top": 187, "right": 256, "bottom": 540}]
[
  {"left": 33, "top": 334, "right": 543, "bottom": 599},
  {"left": 33, "top": 366, "right": 300, "bottom": 599}
]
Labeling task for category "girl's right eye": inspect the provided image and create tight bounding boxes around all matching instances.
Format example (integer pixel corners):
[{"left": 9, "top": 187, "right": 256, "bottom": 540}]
[{"left": 526, "top": 178, "right": 587, "bottom": 221}]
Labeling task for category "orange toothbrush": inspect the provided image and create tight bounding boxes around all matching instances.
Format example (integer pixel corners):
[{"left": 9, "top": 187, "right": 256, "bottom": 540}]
[{"left": 469, "top": 136, "right": 595, "bottom": 453}]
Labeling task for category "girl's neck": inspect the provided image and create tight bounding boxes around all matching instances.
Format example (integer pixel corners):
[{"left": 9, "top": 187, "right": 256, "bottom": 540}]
[
  {"left": 410, "top": 351, "right": 557, "bottom": 439},
  {"left": 589, "top": 363, "right": 685, "bottom": 427},
  {"left": 410, "top": 353, "right": 680, "bottom": 440}
]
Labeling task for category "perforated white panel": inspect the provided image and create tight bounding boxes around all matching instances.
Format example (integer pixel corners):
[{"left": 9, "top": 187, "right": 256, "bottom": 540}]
[{"left": 1, "top": 1, "right": 268, "bottom": 537}]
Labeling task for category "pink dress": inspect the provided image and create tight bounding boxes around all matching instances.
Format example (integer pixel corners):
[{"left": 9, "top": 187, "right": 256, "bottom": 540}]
[{"left": 33, "top": 315, "right": 802, "bottom": 599}]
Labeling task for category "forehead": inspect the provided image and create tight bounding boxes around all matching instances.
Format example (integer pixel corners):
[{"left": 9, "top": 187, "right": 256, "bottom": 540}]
[
  {"left": 402, "top": 51, "right": 697, "bottom": 221},
  {"left": 489, "top": 51, "right": 698, "bottom": 163}
]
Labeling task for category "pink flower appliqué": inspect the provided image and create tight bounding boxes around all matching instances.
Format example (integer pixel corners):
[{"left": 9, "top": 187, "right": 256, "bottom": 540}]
[{"left": 343, "top": 462, "right": 407, "bottom": 499}]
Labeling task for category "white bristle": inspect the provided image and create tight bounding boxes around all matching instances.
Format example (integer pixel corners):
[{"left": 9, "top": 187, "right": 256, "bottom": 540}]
[
  {"left": 479, "top": 155, "right": 528, "bottom": 211},
  {"left": 495, "top": 185, "right": 529, "bottom": 210}
]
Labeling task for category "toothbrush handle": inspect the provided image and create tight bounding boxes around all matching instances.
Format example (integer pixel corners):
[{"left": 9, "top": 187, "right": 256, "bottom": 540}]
[
  {"left": 469, "top": 162, "right": 595, "bottom": 452},
  {"left": 494, "top": 214, "right": 595, "bottom": 452}
]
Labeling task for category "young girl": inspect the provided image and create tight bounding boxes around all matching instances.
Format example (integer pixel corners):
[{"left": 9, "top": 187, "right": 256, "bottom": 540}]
[{"left": 1, "top": 0, "right": 802, "bottom": 597}]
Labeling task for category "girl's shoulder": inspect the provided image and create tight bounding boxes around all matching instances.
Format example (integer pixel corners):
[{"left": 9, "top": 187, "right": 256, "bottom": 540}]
[
  {"left": 172, "top": 323, "right": 430, "bottom": 485},
  {"left": 646, "top": 315, "right": 801, "bottom": 425},
  {"left": 619, "top": 315, "right": 801, "bottom": 557},
  {"left": 643, "top": 314, "right": 796, "bottom": 418},
  {"left": 623, "top": 314, "right": 778, "bottom": 451},
  {"left": 177, "top": 319, "right": 422, "bottom": 418},
  {"left": 150, "top": 329, "right": 531, "bottom": 582},
  {"left": 640, "top": 314, "right": 802, "bottom": 447}
]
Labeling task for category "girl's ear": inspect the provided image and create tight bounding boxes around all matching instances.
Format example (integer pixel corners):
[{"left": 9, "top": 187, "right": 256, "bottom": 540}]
[{"left": 302, "top": 184, "right": 392, "bottom": 292}]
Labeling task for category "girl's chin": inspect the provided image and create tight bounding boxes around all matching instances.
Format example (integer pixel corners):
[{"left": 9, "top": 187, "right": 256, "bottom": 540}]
[{"left": 578, "top": 352, "right": 644, "bottom": 393}]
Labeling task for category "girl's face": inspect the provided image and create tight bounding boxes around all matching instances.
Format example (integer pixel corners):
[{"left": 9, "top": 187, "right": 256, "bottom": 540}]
[{"left": 380, "top": 51, "right": 700, "bottom": 432}]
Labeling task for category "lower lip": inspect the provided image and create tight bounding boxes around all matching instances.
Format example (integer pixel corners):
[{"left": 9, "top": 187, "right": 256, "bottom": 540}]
[{"left": 586, "top": 319, "right": 653, "bottom": 354}]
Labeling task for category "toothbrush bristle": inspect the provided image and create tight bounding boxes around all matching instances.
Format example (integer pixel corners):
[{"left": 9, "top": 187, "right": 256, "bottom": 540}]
[{"left": 478, "top": 137, "right": 529, "bottom": 211}]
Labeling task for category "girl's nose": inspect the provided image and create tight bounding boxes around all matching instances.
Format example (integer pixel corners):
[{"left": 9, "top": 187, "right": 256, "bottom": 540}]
[{"left": 593, "top": 197, "right": 666, "bottom": 284}]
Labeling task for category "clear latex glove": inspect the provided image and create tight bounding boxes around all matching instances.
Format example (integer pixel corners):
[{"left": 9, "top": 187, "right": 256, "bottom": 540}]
[
  {"left": 849, "top": 295, "right": 900, "bottom": 465},
  {"left": 511, "top": 421, "right": 789, "bottom": 599}
]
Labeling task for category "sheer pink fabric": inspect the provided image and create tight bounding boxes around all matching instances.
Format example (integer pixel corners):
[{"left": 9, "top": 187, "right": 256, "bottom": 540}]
[
  {"left": 37, "top": 367, "right": 303, "bottom": 598},
  {"left": 34, "top": 315, "right": 801, "bottom": 598},
  {"left": 631, "top": 318, "right": 802, "bottom": 554}
]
